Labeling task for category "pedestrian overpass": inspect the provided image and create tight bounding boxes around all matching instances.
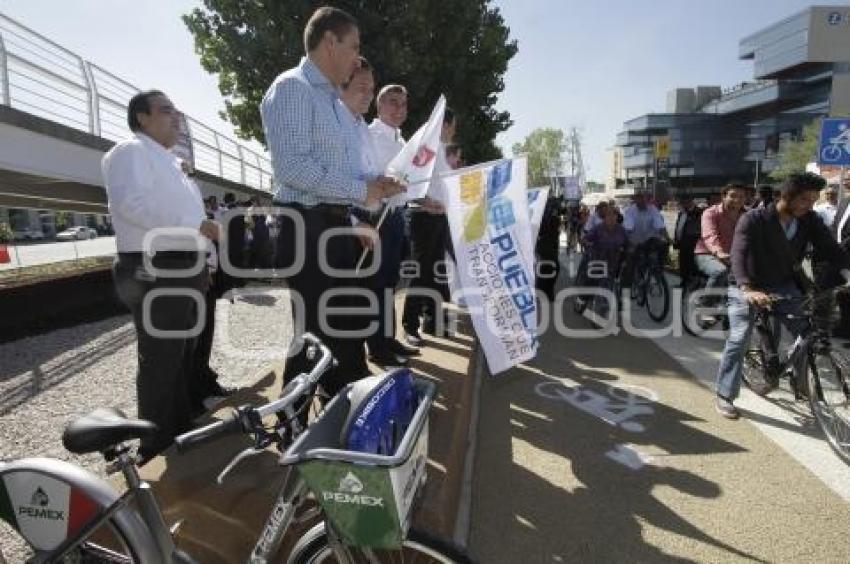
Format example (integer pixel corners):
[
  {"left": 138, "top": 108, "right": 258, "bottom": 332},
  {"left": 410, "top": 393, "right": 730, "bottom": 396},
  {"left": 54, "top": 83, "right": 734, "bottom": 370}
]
[{"left": 0, "top": 12, "right": 273, "bottom": 229}]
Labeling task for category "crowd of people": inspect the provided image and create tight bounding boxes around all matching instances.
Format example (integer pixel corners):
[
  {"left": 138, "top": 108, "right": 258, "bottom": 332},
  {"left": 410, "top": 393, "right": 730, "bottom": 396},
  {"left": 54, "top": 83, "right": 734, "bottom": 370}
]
[
  {"left": 102, "top": 7, "right": 462, "bottom": 459},
  {"left": 562, "top": 176, "right": 850, "bottom": 421}
]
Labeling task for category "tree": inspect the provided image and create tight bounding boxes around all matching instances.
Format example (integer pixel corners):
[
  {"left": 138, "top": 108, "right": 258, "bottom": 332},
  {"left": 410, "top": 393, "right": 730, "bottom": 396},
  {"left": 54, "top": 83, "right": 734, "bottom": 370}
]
[
  {"left": 771, "top": 118, "right": 822, "bottom": 180},
  {"left": 511, "top": 128, "right": 567, "bottom": 187},
  {"left": 183, "top": 1, "right": 517, "bottom": 163},
  {"left": 0, "top": 222, "right": 11, "bottom": 244}
]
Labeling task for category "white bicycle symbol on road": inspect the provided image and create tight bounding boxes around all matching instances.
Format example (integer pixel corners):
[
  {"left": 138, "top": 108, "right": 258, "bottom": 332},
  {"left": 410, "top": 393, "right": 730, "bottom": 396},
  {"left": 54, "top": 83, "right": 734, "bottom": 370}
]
[
  {"left": 535, "top": 379, "right": 659, "bottom": 433},
  {"left": 822, "top": 124, "right": 850, "bottom": 162}
]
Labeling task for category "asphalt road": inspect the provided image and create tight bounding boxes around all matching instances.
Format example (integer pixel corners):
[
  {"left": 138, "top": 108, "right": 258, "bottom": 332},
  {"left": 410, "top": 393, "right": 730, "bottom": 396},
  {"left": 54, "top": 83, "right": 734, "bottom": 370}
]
[
  {"left": 467, "top": 252, "right": 850, "bottom": 563},
  {"left": 0, "top": 237, "right": 116, "bottom": 270}
]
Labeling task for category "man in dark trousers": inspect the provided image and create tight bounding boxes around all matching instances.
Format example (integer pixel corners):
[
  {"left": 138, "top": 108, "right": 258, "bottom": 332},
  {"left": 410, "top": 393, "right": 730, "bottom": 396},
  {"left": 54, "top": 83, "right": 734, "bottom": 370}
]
[
  {"left": 402, "top": 109, "right": 457, "bottom": 345},
  {"left": 673, "top": 194, "right": 702, "bottom": 286},
  {"left": 536, "top": 195, "right": 563, "bottom": 301},
  {"left": 103, "top": 90, "right": 220, "bottom": 460},
  {"left": 260, "top": 7, "right": 403, "bottom": 397},
  {"left": 715, "top": 173, "right": 850, "bottom": 419}
]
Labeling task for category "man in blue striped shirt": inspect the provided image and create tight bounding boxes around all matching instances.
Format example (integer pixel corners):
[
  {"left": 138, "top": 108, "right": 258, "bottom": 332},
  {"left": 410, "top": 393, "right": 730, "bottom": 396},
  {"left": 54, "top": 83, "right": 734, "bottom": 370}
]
[{"left": 261, "top": 7, "right": 404, "bottom": 396}]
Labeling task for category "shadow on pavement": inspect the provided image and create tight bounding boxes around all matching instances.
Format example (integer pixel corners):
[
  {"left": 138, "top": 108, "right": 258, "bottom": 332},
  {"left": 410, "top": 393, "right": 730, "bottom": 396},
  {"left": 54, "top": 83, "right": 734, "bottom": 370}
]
[{"left": 469, "top": 305, "right": 765, "bottom": 563}]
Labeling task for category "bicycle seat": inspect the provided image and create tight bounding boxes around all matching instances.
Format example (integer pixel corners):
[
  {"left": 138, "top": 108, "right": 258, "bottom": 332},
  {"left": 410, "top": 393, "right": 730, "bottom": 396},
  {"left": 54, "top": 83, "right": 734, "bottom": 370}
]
[{"left": 63, "top": 407, "right": 158, "bottom": 454}]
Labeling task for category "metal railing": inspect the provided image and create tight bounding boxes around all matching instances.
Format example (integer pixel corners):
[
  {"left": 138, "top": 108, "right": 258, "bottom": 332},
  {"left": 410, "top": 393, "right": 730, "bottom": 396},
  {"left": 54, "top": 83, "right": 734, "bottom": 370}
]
[{"left": 0, "top": 12, "right": 273, "bottom": 193}]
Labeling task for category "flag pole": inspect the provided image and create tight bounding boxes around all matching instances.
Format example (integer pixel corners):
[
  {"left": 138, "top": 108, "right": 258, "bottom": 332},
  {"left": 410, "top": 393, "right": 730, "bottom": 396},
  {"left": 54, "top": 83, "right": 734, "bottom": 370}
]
[{"left": 355, "top": 203, "right": 391, "bottom": 272}]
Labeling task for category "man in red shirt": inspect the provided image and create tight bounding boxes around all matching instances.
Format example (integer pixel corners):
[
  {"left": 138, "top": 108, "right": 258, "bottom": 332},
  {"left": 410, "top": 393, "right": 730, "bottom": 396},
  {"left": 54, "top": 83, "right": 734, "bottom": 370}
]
[{"left": 694, "top": 183, "right": 747, "bottom": 303}]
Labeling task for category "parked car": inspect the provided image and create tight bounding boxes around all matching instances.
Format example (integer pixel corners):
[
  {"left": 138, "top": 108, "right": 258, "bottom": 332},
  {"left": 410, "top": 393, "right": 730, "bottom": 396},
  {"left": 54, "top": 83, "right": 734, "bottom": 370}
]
[
  {"left": 56, "top": 227, "right": 97, "bottom": 241},
  {"left": 11, "top": 228, "right": 46, "bottom": 241}
]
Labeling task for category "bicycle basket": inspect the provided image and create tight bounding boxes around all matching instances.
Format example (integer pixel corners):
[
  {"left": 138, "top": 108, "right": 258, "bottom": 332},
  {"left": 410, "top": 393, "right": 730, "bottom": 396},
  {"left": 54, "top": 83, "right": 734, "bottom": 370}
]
[{"left": 280, "top": 373, "right": 435, "bottom": 549}]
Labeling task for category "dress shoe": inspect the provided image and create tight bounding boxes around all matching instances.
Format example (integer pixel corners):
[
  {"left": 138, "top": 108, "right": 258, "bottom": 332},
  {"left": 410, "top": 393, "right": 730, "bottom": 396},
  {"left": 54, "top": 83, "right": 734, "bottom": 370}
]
[
  {"left": 369, "top": 349, "right": 409, "bottom": 368},
  {"left": 211, "top": 383, "right": 237, "bottom": 396},
  {"left": 387, "top": 338, "right": 420, "bottom": 357},
  {"left": 404, "top": 328, "right": 424, "bottom": 347}
]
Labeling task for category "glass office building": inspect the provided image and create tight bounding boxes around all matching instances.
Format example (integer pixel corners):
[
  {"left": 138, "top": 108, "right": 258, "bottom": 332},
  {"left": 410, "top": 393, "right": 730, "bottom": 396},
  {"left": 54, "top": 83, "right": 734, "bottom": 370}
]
[{"left": 614, "top": 5, "right": 850, "bottom": 199}]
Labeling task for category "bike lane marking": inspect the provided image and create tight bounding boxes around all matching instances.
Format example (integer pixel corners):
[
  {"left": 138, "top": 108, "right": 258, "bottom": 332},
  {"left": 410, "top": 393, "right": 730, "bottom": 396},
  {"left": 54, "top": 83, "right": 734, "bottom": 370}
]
[{"left": 534, "top": 377, "right": 660, "bottom": 471}]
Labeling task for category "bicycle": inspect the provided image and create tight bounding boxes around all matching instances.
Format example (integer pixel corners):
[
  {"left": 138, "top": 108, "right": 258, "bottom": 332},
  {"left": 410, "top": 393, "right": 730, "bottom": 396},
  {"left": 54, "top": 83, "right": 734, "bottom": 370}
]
[
  {"left": 0, "top": 333, "right": 472, "bottom": 563},
  {"left": 741, "top": 293, "right": 850, "bottom": 465},
  {"left": 629, "top": 240, "right": 670, "bottom": 322},
  {"left": 680, "top": 272, "right": 729, "bottom": 337},
  {"left": 572, "top": 242, "right": 622, "bottom": 320}
]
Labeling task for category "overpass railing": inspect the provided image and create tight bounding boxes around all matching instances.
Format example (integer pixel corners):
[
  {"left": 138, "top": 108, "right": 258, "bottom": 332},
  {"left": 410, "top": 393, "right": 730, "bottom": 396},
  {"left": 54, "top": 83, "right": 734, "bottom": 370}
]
[{"left": 0, "top": 12, "right": 273, "bottom": 193}]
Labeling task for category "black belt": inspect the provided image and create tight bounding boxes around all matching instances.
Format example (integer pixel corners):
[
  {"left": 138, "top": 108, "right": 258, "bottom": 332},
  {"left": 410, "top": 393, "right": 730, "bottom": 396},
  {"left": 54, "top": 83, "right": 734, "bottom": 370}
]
[
  {"left": 118, "top": 251, "right": 201, "bottom": 261},
  {"left": 274, "top": 202, "right": 351, "bottom": 221}
]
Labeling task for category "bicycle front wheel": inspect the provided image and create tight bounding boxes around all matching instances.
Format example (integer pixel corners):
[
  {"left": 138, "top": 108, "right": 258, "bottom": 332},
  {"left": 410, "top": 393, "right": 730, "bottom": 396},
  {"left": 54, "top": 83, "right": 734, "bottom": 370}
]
[
  {"left": 680, "top": 279, "right": 702, "bottom": 336},
  {"left": 631, "top": 266, "right": 647, "bottom": 306},
  {"left": 645, "top": 269, "right": 669, "bottom": 322},
  {"left": 808, "top": 348, "right": 850, "bottom": 465},
  {"left": 287, "top": 522, "right": 474, "bottom": 564}
]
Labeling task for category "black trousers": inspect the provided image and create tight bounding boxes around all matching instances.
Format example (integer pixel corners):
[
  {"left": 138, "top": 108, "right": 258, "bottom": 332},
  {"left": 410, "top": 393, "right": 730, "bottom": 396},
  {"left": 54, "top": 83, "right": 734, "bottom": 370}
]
[
  {"left": 276, "top": 204, "right": 369, "bottom": 397},
  {"left": 190, "top": 278, "right": 223, "bottom": 406},
  {"left": 536, "top": 234, "right": 560, "bottom": 301},
  {"left": 359, "top": 207, "right": 407, "bottom": 352},
  {"left": 677, "top": 236, "right": 698, "bottom": 285},
  {"left": 402, "top": 212, "right": 449, "bottom": 332},
  {"left": 112, "top": 252, "right": 208, "bottom": 458}
]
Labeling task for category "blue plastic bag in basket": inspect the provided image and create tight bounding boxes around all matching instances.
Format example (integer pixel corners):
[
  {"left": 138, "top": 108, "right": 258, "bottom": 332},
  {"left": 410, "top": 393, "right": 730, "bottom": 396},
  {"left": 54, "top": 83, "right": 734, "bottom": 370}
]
[{"left": 342, "top": 369, "right": 417, "bottom": 455}]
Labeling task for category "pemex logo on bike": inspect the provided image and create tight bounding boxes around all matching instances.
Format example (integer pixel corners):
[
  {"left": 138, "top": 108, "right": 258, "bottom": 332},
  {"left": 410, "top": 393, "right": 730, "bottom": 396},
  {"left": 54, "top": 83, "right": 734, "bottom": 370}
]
[
  {"left": 338, "top": 472, "right": 364, "bottom": 495},
  {"left": 0, "top": 472, "right": 100, "bottom": 551}
]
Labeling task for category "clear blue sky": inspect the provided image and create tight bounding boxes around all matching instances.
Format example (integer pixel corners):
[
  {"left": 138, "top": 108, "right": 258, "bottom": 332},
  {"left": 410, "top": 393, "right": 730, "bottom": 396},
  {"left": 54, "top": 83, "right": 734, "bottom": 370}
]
[{"left": 2, "top": 1, "right": 845, "bottom": 181}]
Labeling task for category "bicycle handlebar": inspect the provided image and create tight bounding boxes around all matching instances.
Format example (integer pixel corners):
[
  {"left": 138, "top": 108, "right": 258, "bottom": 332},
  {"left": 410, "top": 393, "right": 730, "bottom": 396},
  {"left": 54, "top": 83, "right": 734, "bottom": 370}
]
[
  {"left": 174, "top": 414, "right": 242, "bottom": 452},
  {"left": 174, "top": 333, "right": 334, "bottom": 453}
]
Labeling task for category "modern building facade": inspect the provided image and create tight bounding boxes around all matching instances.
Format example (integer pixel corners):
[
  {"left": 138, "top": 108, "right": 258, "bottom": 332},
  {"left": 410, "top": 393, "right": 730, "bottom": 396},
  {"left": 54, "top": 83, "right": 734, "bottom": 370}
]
[{"left": 613, "top": 5, "right": 850, "bottom": 200}]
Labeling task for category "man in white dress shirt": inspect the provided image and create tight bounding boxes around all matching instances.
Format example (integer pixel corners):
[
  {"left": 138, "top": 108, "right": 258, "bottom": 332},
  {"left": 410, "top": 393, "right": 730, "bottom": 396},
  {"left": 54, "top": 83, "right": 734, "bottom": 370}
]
[
  {"left": 359, "top": 84, "right": 422, "bottom": 362},
  {"left": 620, "top": 191, "right": 669, "bottom": 288},
  {"left": 102, "top": 90, "right": 220, "bottom": 461},
  {"left": 815, "top": 186, "right": 838, "bottom": 228}
]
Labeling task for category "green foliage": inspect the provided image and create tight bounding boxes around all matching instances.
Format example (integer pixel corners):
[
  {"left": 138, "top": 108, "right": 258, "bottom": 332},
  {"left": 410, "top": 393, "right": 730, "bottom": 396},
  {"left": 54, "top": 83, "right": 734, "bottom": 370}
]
[
  {"left": 511, "top": 128, "right": 566, "bottom": 186},
  {"left": 183, "top": 0, "right": 517, "bottom": 163},
  {"left": 0, "top": 222, "right": 11, "bottom": 243},
  {"left": 771, "top": 118, "right": 822, "bottom": 180},
  {"left": 55, "top": 212, "right": 70, "bottom": 232}
]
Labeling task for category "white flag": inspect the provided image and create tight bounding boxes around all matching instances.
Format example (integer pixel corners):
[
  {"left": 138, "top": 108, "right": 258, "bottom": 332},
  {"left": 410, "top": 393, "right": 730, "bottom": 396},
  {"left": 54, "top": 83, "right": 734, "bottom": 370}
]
[
  {"left": 386, "top": 95, "right": 446, "bottom": 206},
  {"left": 443, "top": 156, "right": 538, "bottom": 374},
  {"left": 526, "top": 186, "right": 550, "bottom": 249}
]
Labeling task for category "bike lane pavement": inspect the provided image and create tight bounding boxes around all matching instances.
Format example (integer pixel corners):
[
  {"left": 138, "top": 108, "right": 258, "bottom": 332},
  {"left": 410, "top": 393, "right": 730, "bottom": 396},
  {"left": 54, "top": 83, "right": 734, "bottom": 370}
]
[{"left": 467, "top": 302, "right": 850, "bottom": 563}]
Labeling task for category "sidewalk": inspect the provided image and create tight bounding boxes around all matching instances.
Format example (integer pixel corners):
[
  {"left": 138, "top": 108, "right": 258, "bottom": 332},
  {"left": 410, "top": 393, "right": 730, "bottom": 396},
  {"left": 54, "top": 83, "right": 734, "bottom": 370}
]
[
  {"left": 466, "top": 281, "right": 850, "bottom": 562},
  {"left": 135, "top": 301, "right": 479, "bottom": 561}
]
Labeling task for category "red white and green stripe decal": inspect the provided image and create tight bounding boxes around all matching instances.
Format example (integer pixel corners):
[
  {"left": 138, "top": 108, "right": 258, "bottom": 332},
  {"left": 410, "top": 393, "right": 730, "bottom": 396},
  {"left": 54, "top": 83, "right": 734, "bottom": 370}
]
[{"left": 0, "top": 472, "right": 98, "bottom": 551}]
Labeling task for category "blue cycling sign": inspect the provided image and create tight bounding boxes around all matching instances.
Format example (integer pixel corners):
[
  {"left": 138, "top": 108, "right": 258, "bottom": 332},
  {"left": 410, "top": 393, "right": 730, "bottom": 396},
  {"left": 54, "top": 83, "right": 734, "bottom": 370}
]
[{"left": 819, "top": 118, "right": 850, "bottom": 166}]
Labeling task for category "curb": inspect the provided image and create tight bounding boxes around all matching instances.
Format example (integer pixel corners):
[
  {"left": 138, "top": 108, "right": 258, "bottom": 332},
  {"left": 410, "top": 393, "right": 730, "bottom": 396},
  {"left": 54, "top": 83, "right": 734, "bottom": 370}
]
[{"left": 453, "top": 339, "right": 484, "bottom": 548}]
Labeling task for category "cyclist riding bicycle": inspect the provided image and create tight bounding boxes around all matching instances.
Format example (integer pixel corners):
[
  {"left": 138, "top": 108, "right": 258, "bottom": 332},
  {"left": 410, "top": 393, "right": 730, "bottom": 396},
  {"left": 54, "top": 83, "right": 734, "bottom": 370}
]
[
  {"left": 715, "top": 173, "right": 850, "bottom": 419},
  {"left": 584, "top": 207, "right": 627, "bottom": 280},
  {"left": 693, "top": 183, "right": 747, "bottom": 316},
  {"left": 575, "top": 207, "right": 627, "bottom": 310},
  {"left": 621, "top": 192, "right": 669, "bottom": 288},
  {"left": 583, "top": 201, "right": 609, "bottom": 235},
  {"left": 573, "top": 201, "right": 610, "bottom": 286}
]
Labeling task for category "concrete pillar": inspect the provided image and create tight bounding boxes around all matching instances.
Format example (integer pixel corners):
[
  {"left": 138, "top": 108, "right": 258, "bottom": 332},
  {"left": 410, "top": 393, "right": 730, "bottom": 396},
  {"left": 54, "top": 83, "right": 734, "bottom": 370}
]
[{"left": 830, "top": 63, "right": 850, "bottom": 117}]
